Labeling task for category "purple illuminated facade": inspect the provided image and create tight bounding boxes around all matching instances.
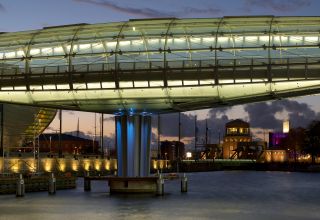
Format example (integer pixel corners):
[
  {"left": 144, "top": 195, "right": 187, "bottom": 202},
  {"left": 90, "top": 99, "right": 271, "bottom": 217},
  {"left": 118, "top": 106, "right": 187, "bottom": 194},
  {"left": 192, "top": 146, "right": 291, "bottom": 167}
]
[{"left": 269, "top": 132, "right": 288, "bottom": 148}]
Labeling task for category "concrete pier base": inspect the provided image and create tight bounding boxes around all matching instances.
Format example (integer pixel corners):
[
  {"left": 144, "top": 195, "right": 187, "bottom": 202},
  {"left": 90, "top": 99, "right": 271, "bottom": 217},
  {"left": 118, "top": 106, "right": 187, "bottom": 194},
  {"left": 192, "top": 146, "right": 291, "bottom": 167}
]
[{"left": 108, "top": 177, "right": 158, "bottom": 194}]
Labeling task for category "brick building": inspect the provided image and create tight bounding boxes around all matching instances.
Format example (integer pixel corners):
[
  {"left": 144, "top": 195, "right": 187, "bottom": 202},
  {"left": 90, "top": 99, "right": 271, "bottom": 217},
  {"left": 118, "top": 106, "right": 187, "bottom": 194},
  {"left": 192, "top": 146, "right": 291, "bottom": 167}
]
[
  {"left": 38, "top": 133, "right": 99, "bottom": 155},
  {"left": 160, "top": 141, "right": 185, "bottom": 161}
]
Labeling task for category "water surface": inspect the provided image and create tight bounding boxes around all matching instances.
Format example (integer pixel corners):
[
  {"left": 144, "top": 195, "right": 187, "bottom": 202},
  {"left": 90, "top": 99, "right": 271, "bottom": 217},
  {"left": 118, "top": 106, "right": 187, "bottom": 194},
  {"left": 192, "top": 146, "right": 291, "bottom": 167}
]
[{"left": 1, "top": 171, "right": 320, "bottom": 220}]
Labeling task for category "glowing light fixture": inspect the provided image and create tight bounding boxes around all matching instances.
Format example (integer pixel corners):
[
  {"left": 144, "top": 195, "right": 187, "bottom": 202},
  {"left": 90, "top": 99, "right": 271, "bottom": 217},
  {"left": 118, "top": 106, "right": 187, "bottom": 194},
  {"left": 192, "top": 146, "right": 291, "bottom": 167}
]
[
  {"left": 235, "top": 79, "right": 251, "bottom": 83},
  {"left": 5, "top": 52, "right": 15, "bottom": 58},
  {"left": 56, "top": 84, "right": 70, "bottom": 90},
  {"left": 87, "top": 83, "right": 101, "bottom": 89},
  {"left": 119, "top": 41, "right": 130, "bottom": 46},
  {"left": 101, "top": 82, "right": 116, "bottom": 88},
  {"left": 219, "top": 79, "right": 234, "bottom": 84},
  {"left": 14, "top": 86, "right": 26, "bottom": 90},
  {"left": 199, "top": 79, "right": 215, "bottom": 85},
  {"left": 119, "top": 81, "right": 133, "bottom": 88},
  {"left": 30, "top": 48, "right": 40, "bottom": 55},
  {"left": 106, "top": 41, "right": 117, "bottom": 47},
  {"left": 202, "top": 37, "right": 215, "bottom": 42},
  {"left": 134, "top": 81, "right": 148, "bottom": 87},
  {"left": 43, "top": 85, "right": 56, "bottom": 90},
  {"left": 73, "top": 83, "right": 86, "bottom": 89},
  {"left": 305, "top": 36, "right": 318, "bottom": 42},
  {"left": 1, "top": 86, "right": 13, "bottom": 91},
  {"left": 183, "top": 80, "right": 198, "bottom": 86},
  {"left": 79, "top": 44, "right": 91, "bottom": 50},
  {"left": 16, "top": 50, "right": 25, "bottom": 57},
  {"left": 30, "top": 85, "right": 42, "bottom": 90},
  {"left": 168, "top": 80, "right": 182, "bottom": 86},
  {"left": 149, "top": 81, "right": 164, "bottom": 87},
  {"left": 54, "top": 46, "right": 64, "bottom": 53}
]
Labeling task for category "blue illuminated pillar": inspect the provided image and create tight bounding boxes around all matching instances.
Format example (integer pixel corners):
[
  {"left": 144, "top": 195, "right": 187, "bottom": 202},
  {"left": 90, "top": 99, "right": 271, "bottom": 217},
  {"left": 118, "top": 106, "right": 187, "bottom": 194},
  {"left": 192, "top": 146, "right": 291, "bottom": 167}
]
[{"left": 115, "top": 115, "right": 151, "bottom": 177}]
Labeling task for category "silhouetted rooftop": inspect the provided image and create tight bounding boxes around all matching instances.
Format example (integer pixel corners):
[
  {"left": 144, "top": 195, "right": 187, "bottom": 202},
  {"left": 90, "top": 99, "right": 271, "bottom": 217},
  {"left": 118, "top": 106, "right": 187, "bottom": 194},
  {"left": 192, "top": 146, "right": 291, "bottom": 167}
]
[
  {"left": 39, "top": 133, "right": 93, "bottom": 142},
  {"left": 226, "top": 119, "right": 250, "bottom": 128}
]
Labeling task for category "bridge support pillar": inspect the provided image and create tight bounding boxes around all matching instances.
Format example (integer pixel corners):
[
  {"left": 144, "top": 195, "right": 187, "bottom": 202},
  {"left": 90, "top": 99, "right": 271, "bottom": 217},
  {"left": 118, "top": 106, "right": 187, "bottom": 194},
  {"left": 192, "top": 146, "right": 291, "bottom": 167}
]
[{"left": 115, "top": 114, "right": 151, "bottom": 177}]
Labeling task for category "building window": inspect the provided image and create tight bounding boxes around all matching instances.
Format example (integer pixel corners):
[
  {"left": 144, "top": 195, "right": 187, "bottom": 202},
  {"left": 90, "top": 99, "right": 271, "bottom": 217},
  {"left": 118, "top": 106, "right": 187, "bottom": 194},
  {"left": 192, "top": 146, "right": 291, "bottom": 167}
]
[{"left": 227, "top": 127, "right": 237, "bottom": 134}]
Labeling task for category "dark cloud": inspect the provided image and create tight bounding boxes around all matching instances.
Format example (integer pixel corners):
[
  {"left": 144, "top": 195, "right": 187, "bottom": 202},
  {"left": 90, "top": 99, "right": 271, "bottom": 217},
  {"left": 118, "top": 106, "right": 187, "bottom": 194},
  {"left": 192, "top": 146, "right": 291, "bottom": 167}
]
[
  {"left": 74, "top": 0, "right": 170, "bottom": 17},
  {"left": 155, "top": 113, "right": 194, "bottom": 138},
  {"left": 244, "top": 0, "right": 312, "bottom": 12},
  {"left": 281, "top": 100, "right": 320, "bottom": 128},
  {"left": 153, "top": 99, "right": 320, "bottom": 147},
  {"left": 73, "top": 0, "right": 222, "bottom": 18},
  {"left": 244, "top": 102, "right": 283, "bottom": 130},
  {"left": 244, "top": 100, "right": 320, "bottom": 131},
  {"left": 0, "top": 3, "right": 5, "bottom": 12}
]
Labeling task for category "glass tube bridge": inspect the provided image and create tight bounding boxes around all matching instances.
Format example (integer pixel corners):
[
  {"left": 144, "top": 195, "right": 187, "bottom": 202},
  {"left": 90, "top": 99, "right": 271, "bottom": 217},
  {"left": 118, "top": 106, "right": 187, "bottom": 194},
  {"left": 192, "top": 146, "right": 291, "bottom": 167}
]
[{"left": 0, "top": 16, "right": 320, "bottom": 113}]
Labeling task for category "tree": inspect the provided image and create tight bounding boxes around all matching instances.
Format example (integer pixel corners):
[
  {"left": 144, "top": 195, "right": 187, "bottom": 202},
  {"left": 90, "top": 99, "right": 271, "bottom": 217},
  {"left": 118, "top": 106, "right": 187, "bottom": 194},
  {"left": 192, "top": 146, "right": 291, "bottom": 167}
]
[
  {"left": 280, "top": 127, "right": 307, "bottom": 163},
  {"left": 304, "top": 120, "right": 320, "bottom": 164}
]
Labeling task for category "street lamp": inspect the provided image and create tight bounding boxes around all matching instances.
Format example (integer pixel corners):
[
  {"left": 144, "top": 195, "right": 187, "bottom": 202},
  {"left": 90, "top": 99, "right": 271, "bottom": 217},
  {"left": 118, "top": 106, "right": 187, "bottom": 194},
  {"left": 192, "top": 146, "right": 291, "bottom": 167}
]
[{"left": 186, "top": 152, "right": 192, "bottom": 160}]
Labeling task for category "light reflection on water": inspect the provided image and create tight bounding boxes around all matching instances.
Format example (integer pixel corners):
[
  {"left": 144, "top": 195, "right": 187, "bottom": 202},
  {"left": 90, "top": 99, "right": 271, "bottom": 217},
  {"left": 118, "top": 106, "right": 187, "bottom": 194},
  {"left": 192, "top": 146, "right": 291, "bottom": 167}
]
[{"left": 1, "top": 171, "right": 320, "bottom": 220}]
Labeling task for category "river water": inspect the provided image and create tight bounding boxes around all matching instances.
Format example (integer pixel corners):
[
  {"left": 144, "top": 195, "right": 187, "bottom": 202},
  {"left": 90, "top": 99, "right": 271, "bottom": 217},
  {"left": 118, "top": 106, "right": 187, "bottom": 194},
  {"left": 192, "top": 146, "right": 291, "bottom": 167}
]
[{"left": 1, "top": 171, "right": 320, "bottom": 220}]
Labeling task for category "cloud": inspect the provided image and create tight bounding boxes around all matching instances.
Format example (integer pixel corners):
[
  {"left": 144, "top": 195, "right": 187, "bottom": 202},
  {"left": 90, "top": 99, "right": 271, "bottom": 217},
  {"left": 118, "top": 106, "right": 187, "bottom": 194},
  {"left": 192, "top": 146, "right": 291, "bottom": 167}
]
[
  {"left": 244, "top": 102, "right": 283, "bottom": 130},
  {"left": 154, "top": 99, "right": 320, "bottom": 146},
  {"left": 244, "top": 99, "right": 320, "bottom": 130},
  {"left": 74, "top": 0, "right": 171, "bottom": 17},
  {"left": 244, "top": 0, "right": 312, "bottom": 12},
  {"left": 0, "top": 3, "right": 5, "bottom": 12},
  {"left": 73, "top": 0, "right": 222, "bottom": 18},
  {"left": 103, "top": 116, "right": 114, "bottom": 122}
]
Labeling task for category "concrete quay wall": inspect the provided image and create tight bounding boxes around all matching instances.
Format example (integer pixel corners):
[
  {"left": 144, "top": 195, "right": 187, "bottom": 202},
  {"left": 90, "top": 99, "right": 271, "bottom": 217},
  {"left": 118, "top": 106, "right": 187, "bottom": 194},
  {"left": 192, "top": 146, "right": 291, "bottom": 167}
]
[{"left": 0, "top": 157, "right": 117, "bottom": 174}]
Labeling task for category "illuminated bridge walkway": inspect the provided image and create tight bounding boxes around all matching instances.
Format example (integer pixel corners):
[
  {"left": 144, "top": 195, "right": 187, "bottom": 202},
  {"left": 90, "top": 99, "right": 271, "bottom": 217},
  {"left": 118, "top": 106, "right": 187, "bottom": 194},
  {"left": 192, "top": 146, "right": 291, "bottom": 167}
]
[{"left": 1, "top": 16, "right": 320, "bottom": 113}]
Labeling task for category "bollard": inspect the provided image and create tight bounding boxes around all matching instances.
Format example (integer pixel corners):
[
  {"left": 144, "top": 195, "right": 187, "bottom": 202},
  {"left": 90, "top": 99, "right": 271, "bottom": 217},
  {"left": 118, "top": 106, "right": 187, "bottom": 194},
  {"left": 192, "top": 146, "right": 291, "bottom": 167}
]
[
  {"left": 156, "top": 174, "right": 164, "bottom": 196},
  {"left": 84, "top": 172, "right": 91, "bottom": 191},
  {"left": 48, "top": 173, "right": 56, "bottom": 195},
  {"left": 16, "top": 174, "right": 25, "bottom": 197},
  {"left": 181, "top": 173, "right": 188, "bottom": 193}
]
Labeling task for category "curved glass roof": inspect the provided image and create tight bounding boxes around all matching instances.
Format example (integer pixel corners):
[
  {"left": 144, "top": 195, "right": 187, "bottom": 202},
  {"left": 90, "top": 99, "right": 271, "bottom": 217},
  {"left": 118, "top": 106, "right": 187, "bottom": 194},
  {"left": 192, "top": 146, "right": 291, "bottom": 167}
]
[
  {"left": 3, "top": 105, "right": 56, "bottom": 149},
  {"left": 0, "top": 16, "right": 320, "bottom": 113}
]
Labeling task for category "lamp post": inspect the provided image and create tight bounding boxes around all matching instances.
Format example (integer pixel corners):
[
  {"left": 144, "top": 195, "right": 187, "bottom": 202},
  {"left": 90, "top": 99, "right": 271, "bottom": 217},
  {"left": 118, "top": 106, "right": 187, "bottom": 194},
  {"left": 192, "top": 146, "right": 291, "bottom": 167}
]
[
  {"left": 177, "top": 113, "right": 181, "bottom": 173},
  {"left": 37, "top": 134, "right": 40, "bottom": 173},
  {"left": 165, "top": 152, "right": 168, "bottom": 168},
  {"left": 58, "top": 109, "right": 62, "bottom": 158},
  {"left": 100, "top": 113, "right": 104, "bottom": 158},
  {"left": 49, "top": 136, "right": 52, "bottom": 153}
]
